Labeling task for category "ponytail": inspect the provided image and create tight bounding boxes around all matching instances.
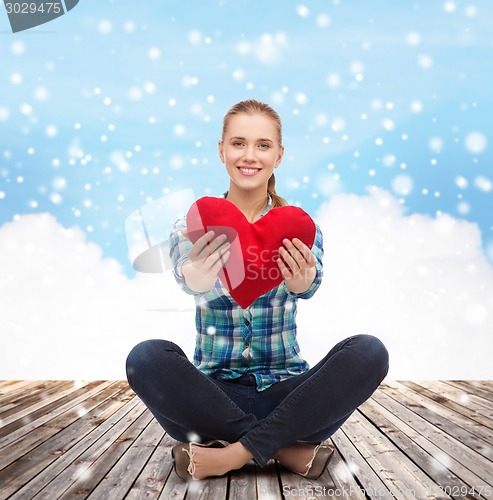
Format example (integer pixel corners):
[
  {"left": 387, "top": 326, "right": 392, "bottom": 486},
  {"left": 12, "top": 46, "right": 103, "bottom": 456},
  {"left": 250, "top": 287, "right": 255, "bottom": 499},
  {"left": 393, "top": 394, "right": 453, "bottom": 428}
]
[{"left": 268, "top": 173, "right": 288, "bottom": 208}]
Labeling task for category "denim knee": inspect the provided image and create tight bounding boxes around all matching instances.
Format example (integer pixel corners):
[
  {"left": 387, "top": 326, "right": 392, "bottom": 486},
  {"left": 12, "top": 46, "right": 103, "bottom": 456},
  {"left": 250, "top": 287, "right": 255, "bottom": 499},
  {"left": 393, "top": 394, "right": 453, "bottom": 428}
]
[
  {"left": 126, "top": 340, "right": 153, "bottom": 386},
  {"left": 125, "top": 339, "right": 184, "bottom": 386},
  {"left": 354, "top": 334, "right": 390, "bottom": 380}
]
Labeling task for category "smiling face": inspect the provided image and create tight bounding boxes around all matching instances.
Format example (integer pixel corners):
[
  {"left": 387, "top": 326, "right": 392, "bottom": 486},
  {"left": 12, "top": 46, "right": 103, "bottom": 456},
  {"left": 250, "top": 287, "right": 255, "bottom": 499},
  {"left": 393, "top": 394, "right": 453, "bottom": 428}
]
[{"left": 219, "top": 113, "right": 284, "bottom": 194}]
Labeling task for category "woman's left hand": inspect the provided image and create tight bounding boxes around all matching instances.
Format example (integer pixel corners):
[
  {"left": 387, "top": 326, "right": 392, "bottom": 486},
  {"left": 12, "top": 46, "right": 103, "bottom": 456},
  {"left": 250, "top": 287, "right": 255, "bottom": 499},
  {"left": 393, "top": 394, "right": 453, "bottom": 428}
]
[{"left": 277, "top": 238, "right": 316, "bottom": 292}]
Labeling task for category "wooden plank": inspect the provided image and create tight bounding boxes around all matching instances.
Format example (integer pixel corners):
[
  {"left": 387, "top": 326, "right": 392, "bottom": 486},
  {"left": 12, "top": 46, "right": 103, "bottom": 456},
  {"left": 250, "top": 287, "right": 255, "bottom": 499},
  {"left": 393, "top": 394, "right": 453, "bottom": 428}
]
[
  {"left": 158, "top": 464, "right": 188, "bottom": 500},
  {"left": 0, "top": 381, "right": 70, "bottom": 417},
  {"left": 0, "top": 380, "right": 67, "bottom": 402},
  {"left": 0, "top": 380, "right": 56, "bottom": 401},
  {"left": 0, "top": 380, "right": 94, "bottom": 429},
  {"left": 407, "top": 380, "right": 493, "bottom": 420},
  {"left": 469, "top": 380, "right": 493, "bottom": 392},
  {"left": 342, "top": 410, "right": 449, "bottom": 499},
  {"left": 330, "top": 426, "right": 394, "bottom": 499},
  {"left": 10, "top": 393, "right": 141, "bottom": 499},
  {"left": 0, "top": 380, "right": 27, "bottom": 392},
  {"left": 360, "top": 396, "right": 481, "bottom": 497},
  {"left": 386, "top": 381, "right": 493, "bottom": 462},
  {"left": 86, "top": 417, "right": 166, "bottom": 498},
  {"left": 31, "top": 398, "right": 145, "bottom": 497},
  {"left": 0, "top": 380, "right": 114, "bottom": 443},
  {"left": 186, "top": 476, "right": 230, "bottom": 500},
  {"left": 404, "top": 380, "right": 493, "bottom": 444},
  {"left": 51, "top": 404, "right": 154, "bottom": 499},
  {"left": 447, "top": 380, "right": 493, "bottom": 405},
  {"left": 0, "top": 382, "right": 131, "bottom": 497},
  {"left": 442, "top": 380, "right": 493, "bottom": 407},
  {"left": 0, "top": 380, "right": 44, "bottom": 399},
  {"left": 2, "top": 381, "right": 492, "bottom": 499},
  {"left": 229, "top": 461, "right": 257, "bottom": 499},
  {"left": 255, "top": 460, "right": 283, "bottom": 499},
  {"left": 419, "top": 380, "right": 493, "bottom": 412},
  {"left": 0, "top": 380, "right": 70, "bottom": 409},
  {"left": 0, "top": 381, "right": 115, "bottom": 453},
  {"left": 125, "top": 435, "right": 175, "bottom": 499},
  {"left": 278, "top": 463, "right": 338, "bottom": 499},
  {"left": 326, "top": 445, "right": 366, "bottom": 499},
  {"left": 0, "top": 381, "right": 124, "bottom": 469},
  {"left": 375, "top": 384, "right": 493, "bottom": 490}
]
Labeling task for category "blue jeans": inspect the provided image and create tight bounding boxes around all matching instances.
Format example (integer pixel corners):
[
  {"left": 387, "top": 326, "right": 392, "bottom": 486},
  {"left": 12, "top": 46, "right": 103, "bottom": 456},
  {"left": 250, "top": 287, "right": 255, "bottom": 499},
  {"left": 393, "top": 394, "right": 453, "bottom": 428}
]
[{"left": 125, "top": 334, "right": 389, "bottom": 467}]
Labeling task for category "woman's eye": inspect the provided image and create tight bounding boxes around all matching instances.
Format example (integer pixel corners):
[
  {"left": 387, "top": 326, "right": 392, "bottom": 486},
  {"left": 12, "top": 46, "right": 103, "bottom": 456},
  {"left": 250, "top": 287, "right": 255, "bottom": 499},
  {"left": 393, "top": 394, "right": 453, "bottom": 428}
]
[
  {"left": 233, "top": 142, "right": 244, "bottom": 147},
  {"left": 259, "top": 144, "right": 270, "bottom": 149}
]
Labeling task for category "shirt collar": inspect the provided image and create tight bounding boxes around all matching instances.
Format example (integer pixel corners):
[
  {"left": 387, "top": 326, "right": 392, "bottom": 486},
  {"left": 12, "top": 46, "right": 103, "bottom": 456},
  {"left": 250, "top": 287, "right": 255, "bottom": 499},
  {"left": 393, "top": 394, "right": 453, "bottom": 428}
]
[{"left": 221, "top": 191, "right": 272, "bottom": 218}]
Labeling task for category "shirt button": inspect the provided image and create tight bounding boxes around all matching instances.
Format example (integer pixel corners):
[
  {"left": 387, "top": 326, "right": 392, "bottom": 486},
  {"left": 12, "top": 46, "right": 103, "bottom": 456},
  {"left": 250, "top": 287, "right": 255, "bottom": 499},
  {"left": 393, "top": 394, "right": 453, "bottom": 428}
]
[{"left": 244, "top": 319, "right": 250, "bottom": 326}]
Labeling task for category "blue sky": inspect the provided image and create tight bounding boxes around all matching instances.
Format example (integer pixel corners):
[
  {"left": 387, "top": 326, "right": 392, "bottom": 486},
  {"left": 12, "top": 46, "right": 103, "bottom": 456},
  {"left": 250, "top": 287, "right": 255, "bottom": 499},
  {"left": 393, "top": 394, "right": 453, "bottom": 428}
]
[{"left": 1, "top": 0, "right": 492, "bottom": 277}]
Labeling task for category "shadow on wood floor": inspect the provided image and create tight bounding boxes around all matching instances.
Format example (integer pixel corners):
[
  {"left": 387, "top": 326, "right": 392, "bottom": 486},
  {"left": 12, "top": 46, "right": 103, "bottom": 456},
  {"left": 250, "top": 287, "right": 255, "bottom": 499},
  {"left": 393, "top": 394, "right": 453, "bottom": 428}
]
[{"left": 0, "top": 380, "right": 492, "bottom": 499}]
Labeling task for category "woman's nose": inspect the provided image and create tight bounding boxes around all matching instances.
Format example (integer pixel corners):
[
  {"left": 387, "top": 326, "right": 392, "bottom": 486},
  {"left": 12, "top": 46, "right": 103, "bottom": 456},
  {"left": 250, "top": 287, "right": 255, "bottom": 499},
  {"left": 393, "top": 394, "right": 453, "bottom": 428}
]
[{"left": 243, "top": 146, "right": 257, "bottom": 162}]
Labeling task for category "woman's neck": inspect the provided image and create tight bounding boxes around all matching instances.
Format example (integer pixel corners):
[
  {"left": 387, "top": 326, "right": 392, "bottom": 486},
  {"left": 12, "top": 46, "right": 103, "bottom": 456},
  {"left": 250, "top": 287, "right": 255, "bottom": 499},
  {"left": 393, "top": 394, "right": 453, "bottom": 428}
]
[{"left": 226, "top": 186, "right": 269, "bottom": 223}]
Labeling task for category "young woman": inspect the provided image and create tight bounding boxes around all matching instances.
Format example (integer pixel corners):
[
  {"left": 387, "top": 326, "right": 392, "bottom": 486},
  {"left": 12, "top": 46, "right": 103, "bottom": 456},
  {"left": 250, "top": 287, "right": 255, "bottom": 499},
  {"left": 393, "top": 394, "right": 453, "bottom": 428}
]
[{"left": 126, "top": 99, "right": 389, "bottom": 481}]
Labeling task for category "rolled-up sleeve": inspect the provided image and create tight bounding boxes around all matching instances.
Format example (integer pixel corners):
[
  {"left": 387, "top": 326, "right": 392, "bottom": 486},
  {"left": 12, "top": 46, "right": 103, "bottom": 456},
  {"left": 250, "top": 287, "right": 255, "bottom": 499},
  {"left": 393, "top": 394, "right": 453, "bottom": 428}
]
[
  {"left": 168, "top": 217, "right": 202, "bottom": 296},
  {"left": 283, "top": 223, "right": 324, "bottom": 300}
]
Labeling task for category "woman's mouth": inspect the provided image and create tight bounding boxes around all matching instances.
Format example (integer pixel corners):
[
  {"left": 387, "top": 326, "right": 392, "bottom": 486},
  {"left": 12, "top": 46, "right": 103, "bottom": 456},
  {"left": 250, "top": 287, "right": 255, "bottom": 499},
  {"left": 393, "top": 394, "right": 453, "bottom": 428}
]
[{"left": 238, "top": 167, "right": 261, "bottom": 176}]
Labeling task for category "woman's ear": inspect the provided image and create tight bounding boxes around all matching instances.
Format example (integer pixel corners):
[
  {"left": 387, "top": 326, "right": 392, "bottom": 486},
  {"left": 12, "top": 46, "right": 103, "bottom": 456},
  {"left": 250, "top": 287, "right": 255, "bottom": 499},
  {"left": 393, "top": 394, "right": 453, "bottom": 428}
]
[
  {"left": 275, "top": 145, "right": 285, "bottom": 166},
  {"left": 218, "top": 140, "right": 225, "bottom": 163}
]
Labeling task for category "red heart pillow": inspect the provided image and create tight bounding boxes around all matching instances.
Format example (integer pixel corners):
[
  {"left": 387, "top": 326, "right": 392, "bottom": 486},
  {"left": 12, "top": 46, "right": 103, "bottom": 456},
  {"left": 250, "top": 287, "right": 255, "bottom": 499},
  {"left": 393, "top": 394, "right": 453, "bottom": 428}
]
[{"left": 185, "top": 197, "right": 316, "bottom": 309}]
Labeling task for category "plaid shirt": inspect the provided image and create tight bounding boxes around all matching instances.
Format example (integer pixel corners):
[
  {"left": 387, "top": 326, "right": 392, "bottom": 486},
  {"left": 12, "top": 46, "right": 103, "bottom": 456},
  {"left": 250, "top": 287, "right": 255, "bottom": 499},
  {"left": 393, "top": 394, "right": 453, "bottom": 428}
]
[{"left": 168, "top": 192, "right": 324, "bottom": 391}]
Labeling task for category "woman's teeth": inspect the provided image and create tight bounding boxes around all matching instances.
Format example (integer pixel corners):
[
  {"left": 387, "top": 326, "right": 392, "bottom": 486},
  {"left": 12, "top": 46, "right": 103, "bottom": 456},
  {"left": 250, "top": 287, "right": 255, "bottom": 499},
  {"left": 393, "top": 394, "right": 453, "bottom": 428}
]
[{"left": 238, "top": 167, "right": 260, "bottom": 175}]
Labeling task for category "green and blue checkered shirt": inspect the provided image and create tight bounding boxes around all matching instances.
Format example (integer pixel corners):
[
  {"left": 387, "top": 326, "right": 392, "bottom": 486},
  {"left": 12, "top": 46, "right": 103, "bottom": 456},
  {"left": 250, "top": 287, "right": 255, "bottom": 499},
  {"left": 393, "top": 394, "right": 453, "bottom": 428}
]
[{"left": 168, "top": 192, "right": 324, "bottom": 391}]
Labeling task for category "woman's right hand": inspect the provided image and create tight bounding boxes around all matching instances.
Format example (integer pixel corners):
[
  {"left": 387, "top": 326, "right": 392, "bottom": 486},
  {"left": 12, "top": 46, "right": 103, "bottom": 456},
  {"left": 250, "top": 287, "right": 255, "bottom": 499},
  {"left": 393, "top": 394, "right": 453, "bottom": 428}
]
[{"left": 180, "top": 229, "right": 231, "bottom": 292}]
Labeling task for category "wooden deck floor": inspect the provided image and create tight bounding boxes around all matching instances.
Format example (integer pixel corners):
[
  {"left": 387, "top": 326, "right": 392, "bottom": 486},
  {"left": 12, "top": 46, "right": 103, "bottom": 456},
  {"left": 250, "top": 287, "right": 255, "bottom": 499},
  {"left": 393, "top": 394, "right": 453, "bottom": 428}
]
[{"left": 0, "top": 380, "right": 492, "bottom": 499}]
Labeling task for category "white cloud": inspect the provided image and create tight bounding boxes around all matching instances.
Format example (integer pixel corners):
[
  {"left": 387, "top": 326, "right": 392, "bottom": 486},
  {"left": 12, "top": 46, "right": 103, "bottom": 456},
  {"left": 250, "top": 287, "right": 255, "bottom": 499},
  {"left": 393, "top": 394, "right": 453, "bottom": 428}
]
[
  {"left": 0, "top": 213, "right": 196, "bottom": 380},
  {"left": 297, "top": 188, "right": 493, "bottom": 379},
  {"left": 1, "top": 192, "right": 492, "bottom": 380}
]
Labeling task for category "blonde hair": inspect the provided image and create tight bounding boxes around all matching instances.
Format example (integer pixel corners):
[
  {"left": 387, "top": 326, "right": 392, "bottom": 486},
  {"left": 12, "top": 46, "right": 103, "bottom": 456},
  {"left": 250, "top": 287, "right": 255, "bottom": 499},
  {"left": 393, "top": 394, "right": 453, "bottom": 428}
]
[{"left": 222, "top": 99, "right": 288, "bottom": 208}]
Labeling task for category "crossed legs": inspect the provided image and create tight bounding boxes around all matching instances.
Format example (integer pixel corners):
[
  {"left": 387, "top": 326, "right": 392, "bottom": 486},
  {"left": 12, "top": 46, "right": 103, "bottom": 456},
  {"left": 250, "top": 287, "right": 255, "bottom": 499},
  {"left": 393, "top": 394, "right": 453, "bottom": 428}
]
[{"left": 126, "top": 334, "right": 389, "bottom": 478}]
